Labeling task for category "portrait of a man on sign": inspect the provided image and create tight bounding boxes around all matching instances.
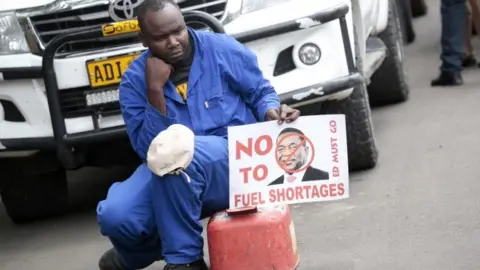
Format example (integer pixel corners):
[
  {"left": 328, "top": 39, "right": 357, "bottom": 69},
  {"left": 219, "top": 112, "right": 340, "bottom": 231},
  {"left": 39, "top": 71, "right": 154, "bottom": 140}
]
[{"left": 269, "top": 127, "right": 329, "bottom": 185}]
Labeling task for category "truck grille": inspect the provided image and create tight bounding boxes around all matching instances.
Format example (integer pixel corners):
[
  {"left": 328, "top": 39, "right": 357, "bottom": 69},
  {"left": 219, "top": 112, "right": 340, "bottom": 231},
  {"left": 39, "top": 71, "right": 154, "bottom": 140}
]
[{"left": 29, "top": 0, "right": 227, "bottom": 55}]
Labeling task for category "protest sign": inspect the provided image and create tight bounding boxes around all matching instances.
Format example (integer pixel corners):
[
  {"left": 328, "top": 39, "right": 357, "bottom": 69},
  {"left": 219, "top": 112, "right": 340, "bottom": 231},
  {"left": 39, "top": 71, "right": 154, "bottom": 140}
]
[{"left": 228, "top": 115, "right": 349, "bottom": 209}]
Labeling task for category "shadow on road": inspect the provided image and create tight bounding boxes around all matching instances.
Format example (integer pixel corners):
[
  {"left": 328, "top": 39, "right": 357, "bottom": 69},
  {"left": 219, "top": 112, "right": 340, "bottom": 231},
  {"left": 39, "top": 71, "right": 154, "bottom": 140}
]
[{"left": 0, "top": 165, "right": 136, "bottom": 228}]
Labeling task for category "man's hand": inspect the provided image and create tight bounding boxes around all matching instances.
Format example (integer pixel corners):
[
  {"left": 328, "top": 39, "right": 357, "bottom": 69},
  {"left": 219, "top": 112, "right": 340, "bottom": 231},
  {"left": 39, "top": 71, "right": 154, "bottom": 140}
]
[
  {"left": 146, "top": 55, "right": 173, "bottom": 115},
  {"left": 265, "top": 104, "right": 301, "bottom": 124},
  {"left": 146, "top": 54, "right": 173, "bottom": 91}
]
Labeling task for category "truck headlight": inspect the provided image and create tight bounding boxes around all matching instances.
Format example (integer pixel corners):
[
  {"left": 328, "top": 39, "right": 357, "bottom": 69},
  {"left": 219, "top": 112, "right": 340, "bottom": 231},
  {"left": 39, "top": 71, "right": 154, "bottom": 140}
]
[
  {"left": 0, "top": 14, "right": 30, "bottom": 55},
  {"left": 241, "top": 0, "right": 291, "bottom": 14}
]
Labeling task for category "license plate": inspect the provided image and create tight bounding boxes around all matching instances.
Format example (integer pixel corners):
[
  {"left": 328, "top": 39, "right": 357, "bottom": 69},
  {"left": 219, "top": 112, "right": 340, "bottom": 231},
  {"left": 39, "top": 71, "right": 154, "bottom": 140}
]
[{"left": 86, "top": 53, "right": 141, "bottom": 88}]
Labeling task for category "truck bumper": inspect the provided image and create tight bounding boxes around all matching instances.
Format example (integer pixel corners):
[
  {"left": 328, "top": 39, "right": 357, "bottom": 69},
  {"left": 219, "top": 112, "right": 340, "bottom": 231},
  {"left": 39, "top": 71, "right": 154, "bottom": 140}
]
[
  {"left": 279, "top": 73, "right": 363, "bottom": 106},
  {"left": 230, "top": 3, "right": 363, "bottom": 105},
  {"left": 0, "top": 4, "right": 363, "bottom": 167}
]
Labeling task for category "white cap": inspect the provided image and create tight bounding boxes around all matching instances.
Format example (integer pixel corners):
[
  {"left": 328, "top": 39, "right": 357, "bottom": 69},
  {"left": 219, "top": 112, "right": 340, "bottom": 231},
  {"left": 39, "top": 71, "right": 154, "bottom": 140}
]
[{"left": 147, "top": 124, "right": 195, "bottom": 177}]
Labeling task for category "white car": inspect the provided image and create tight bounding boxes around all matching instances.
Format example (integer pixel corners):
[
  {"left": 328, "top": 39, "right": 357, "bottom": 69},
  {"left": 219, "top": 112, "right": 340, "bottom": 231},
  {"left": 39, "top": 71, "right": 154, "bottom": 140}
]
[{"left": 0, "top": 0, "right": 409, "bottom": 224}]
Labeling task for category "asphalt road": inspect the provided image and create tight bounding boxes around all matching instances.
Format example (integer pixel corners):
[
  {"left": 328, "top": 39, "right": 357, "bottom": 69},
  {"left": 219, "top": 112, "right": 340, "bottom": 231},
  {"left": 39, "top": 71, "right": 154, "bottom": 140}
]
[{"left": 2, "top": 1, "right": 480, "bottom": 269}]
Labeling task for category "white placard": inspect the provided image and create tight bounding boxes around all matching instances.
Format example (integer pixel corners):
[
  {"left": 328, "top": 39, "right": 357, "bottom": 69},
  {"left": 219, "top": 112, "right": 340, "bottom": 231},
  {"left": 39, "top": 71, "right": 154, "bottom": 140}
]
[{"left": 228, "top": 115, "right": 349, "bottom": 209}]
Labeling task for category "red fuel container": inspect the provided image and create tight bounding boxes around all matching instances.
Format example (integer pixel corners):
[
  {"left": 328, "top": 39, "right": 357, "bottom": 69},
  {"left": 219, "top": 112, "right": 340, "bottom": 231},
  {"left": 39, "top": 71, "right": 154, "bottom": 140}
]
[{"left": 207, "top": 205, "right": 299, "bottom": 270}]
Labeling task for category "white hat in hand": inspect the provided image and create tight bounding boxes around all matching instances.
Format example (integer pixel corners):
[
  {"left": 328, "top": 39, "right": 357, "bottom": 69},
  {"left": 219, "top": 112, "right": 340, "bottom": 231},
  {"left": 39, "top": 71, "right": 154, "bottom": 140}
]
[{"left": 147, "top": 124, "right": 195, "bottom": 177}]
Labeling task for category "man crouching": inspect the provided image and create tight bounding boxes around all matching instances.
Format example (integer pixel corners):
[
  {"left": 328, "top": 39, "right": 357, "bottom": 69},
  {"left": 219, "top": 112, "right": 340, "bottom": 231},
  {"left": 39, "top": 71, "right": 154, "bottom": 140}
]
[{"left": 96, "top": 0, "right": 300, "bottom": 269}]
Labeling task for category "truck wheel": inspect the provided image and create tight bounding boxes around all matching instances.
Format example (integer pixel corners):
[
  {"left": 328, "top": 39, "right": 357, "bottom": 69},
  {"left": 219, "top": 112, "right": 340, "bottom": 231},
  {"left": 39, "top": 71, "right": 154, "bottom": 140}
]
[
  {"left": 397, "top": 0, "right": 416, "bottom": 44},
  {"left": 1, "top": 168, "right": 68, "bottom": 224},
  {"left": 410, "top": 0, "right": 428, "bottom": 18},
  {"left": 301, "top": 84, "right": 378, "bottom": 171},
  {"left": 368, "top": 0, "right": 410, "bottom": 106}
]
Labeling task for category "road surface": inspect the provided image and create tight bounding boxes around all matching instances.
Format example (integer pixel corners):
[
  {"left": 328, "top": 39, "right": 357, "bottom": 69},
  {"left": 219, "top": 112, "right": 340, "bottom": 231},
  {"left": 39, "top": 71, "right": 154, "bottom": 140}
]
[{"left": 2, "top": 1, "right": 480, "bottom": 269}]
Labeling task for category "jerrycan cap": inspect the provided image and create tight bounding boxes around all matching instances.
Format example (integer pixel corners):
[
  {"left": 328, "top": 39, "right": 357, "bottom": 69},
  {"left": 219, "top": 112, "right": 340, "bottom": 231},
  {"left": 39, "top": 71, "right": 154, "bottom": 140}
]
[{"left": 226, "top": 206, "right": 258, "bottom": 216}]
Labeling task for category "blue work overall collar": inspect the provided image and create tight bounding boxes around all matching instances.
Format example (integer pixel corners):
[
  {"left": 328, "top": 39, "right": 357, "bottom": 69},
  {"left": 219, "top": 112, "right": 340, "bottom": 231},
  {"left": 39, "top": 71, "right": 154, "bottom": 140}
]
[{"left": 161, "top": 28, "right": 206, "bottom": 104}]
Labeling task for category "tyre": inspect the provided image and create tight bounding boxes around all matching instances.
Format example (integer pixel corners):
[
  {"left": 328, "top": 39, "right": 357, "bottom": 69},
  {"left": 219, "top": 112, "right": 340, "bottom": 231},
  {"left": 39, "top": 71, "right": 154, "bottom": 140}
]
[
  {"left": 301, "top": 84, "right": 378, "bottom": 172},
  {"left": 368, "top": 0, "right": 410, "bottom": 106},
  {"left": 410, "top": 0, "right": 428, "bottom": 17},
  {"left": 397, "top": 0, "right": 416, "bottom": 44},
  {"left": 1, "top": 167, "right": 68, "bottom": 224}
]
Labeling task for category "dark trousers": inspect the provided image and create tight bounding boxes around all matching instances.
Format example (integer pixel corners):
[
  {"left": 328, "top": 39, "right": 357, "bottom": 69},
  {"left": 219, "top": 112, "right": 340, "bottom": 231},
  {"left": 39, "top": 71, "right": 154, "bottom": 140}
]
[{"left": 441, "top": 0, "right": 467, "bottom": 73}]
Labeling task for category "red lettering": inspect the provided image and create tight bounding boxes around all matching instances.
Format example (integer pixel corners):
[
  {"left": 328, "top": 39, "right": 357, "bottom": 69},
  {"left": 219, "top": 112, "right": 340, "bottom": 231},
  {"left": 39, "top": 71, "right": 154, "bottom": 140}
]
[
  {"left": 253, "top": 165, "right": 268, "bottom": 181},
  {"left": 303, "top": 185, "right": 312, "bottom": 196},
  {"left": 240, "top": 165, "right": 269, "bottom": 184},
  {"left": 252, "top": 191, "right": 266, "bottom": 205},
  {"left": 236, "top": 138, "right": 252, "bottom": 160},
  {"left": 234, "top": 192, "right": 265, "bottom": 207},
  {"left": 269, "top": 189, "right": 276, "bottom": 203},
  {"left": 277, "top": 187, "right": 285, "bottom": 202},
  {"left": 286, "top": 187, "right": 295, "bottom": 201},
  {"left": 329, "top": 120, "right": 337, "bottom": 133},
  {"left": 337, "top": 183, "right": 345, "bottom": 196},
  {"left": 312, "top": 185, "right": 320, "bottom": 198},
  {"left": 331, "top": 137, "right": 338, "bottom": 163},
  {"left": 234, "top": 194, "right": 241, "bottom": 208},
  {"left": 236, "top": 135, "right": 273, "bottom": 160},
  {"left": 267, "top": 184, "right": 346, "bottom": 204},
  {"left": 239, "top": 167, "right": 251, "bottom": 183},
  {"left": 330, "top": 132, "right": 339, "bottom": 178},
  {"left": 329, "top": 183, "right": 338, "bottom": 197},
  {"left": 295, "top": 186, "right": 304, "bottom": 200},
  {"left": 254, "top": 135, "right": 273, "bottom": 155},
  {"left": 320, "top": 184, "right": 329, "bottom": 197},
  {"left": 332, "top": 166, "right": 340, "bottom": 177}
]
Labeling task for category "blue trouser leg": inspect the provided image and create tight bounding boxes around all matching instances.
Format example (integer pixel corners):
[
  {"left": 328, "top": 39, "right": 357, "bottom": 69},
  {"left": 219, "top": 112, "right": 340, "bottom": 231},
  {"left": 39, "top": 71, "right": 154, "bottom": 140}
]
[
  {"left": 97, "top": 164, "right": 162, "bottom": 269},
  {"left": 441, "top": 0, "right": 467, "bottom": 73},
  {"left": 151, "top": 135, "right": 229, "bottom": 264},
  {"left": 97, "top": 135, "right": 229, "bottom": 267}
]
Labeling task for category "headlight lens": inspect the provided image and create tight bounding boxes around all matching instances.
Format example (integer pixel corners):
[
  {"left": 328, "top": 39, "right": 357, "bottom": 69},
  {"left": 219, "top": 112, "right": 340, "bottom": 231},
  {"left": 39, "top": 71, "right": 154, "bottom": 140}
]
[
  {"left": 0, "top": 14, "right": 30, "bottom": 55},
  {"left": 241, "top": 0, "right": 291, "bottom": 14}
]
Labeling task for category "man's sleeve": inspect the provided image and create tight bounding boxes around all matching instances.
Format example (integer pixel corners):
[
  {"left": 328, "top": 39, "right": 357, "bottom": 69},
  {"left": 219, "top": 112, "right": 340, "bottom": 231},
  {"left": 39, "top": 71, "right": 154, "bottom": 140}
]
[
  {"left": 119, "top": 77, "right": 179, "bottom": 160},
  {"left": 223, "top": 36, "right": 281, "bottom": 121}
]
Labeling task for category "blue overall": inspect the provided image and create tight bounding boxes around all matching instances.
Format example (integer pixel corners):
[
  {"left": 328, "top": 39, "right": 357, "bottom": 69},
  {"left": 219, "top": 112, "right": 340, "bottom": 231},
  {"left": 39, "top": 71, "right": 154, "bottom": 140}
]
[{"left": 96, "top": 28, "right": 280, "bottom": 268}]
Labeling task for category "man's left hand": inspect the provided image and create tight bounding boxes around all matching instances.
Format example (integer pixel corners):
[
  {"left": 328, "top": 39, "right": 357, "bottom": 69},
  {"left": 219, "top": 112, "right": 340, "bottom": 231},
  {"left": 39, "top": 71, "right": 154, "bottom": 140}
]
[{"left": 265, "top": 104, "right": 301, "bottom": 124}]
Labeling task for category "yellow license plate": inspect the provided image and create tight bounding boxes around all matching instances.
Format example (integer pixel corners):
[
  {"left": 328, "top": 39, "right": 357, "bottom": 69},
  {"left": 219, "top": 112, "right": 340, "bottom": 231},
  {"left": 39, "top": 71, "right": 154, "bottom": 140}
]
[{"left": 86, "top": 53, "right": 141, "bottom": 88}]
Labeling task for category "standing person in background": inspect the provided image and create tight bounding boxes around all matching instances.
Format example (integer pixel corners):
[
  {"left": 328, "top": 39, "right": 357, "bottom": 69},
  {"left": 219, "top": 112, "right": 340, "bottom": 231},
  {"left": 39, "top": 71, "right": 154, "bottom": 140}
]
[
  {"left": 431, "top": 0, "right": 467, "bottom": 87},
  {"left": 463, "top": 0, "right": 480, "bottom": 67}
]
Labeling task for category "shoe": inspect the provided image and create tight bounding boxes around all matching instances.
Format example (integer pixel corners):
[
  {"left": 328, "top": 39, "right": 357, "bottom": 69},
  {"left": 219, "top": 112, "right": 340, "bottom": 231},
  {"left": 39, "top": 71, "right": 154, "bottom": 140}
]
[
  {"left": 431, "top": 72, "right": 463, "bottom": 87},
  {"left": 163, "top": 259, "right": 208, "bottom": 270},
  {"left": 463, "top": 55, "right": 477, "bottom": 67},
  {"left": 98, "top": 248, "right": 128, "bottom": 270}
]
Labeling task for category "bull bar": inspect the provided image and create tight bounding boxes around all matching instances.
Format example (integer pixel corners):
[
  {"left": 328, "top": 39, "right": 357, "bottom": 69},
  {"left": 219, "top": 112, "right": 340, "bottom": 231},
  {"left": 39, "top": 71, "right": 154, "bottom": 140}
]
[{"left": 0, "top": 4, "right": 362, "bottom": 169}]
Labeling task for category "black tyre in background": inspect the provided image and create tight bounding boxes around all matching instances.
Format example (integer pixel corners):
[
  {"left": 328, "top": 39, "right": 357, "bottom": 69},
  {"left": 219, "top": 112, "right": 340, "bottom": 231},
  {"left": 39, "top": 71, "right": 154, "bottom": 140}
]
[
  {"left": 410, "top": 0, "right": 428, "bottom": 17},
  {"left": 397, "top": 0, "right": 416, "bottom": 44}
]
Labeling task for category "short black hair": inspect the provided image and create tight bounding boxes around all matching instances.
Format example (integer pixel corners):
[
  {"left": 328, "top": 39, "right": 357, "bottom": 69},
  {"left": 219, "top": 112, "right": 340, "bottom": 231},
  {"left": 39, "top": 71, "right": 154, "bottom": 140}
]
[
  {"left": 136, "top": 0, "right": 180, "bottom": 30},
  {"left": 277, "top": 127, "right": 305, "bottom": 141}
]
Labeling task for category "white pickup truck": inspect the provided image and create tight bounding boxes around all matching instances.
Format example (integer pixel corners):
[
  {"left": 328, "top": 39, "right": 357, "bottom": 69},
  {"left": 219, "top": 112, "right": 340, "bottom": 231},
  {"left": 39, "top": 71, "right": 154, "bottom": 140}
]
[{"left": 0, "top": 0, "right": 409, "bottom": 224}]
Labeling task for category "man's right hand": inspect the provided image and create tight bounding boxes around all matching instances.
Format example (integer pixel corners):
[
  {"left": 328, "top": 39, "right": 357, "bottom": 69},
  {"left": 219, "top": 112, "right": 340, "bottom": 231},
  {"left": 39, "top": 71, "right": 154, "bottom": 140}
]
[
  {"left": 146, "top": 55, "right": 172, "bottom": 115},
  {"left": 146, "top": 54, "right": 173, "bottom": 91}
]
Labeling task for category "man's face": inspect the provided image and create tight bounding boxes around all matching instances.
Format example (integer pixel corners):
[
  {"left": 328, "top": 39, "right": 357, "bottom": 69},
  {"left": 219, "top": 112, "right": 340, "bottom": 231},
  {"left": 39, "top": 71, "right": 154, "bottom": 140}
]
[
  {"left": 276, "top": 132, "right": 308, "bottom": 171},
  {"left": 139, "top": 3, "right": 189, "bottom": 64}
]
